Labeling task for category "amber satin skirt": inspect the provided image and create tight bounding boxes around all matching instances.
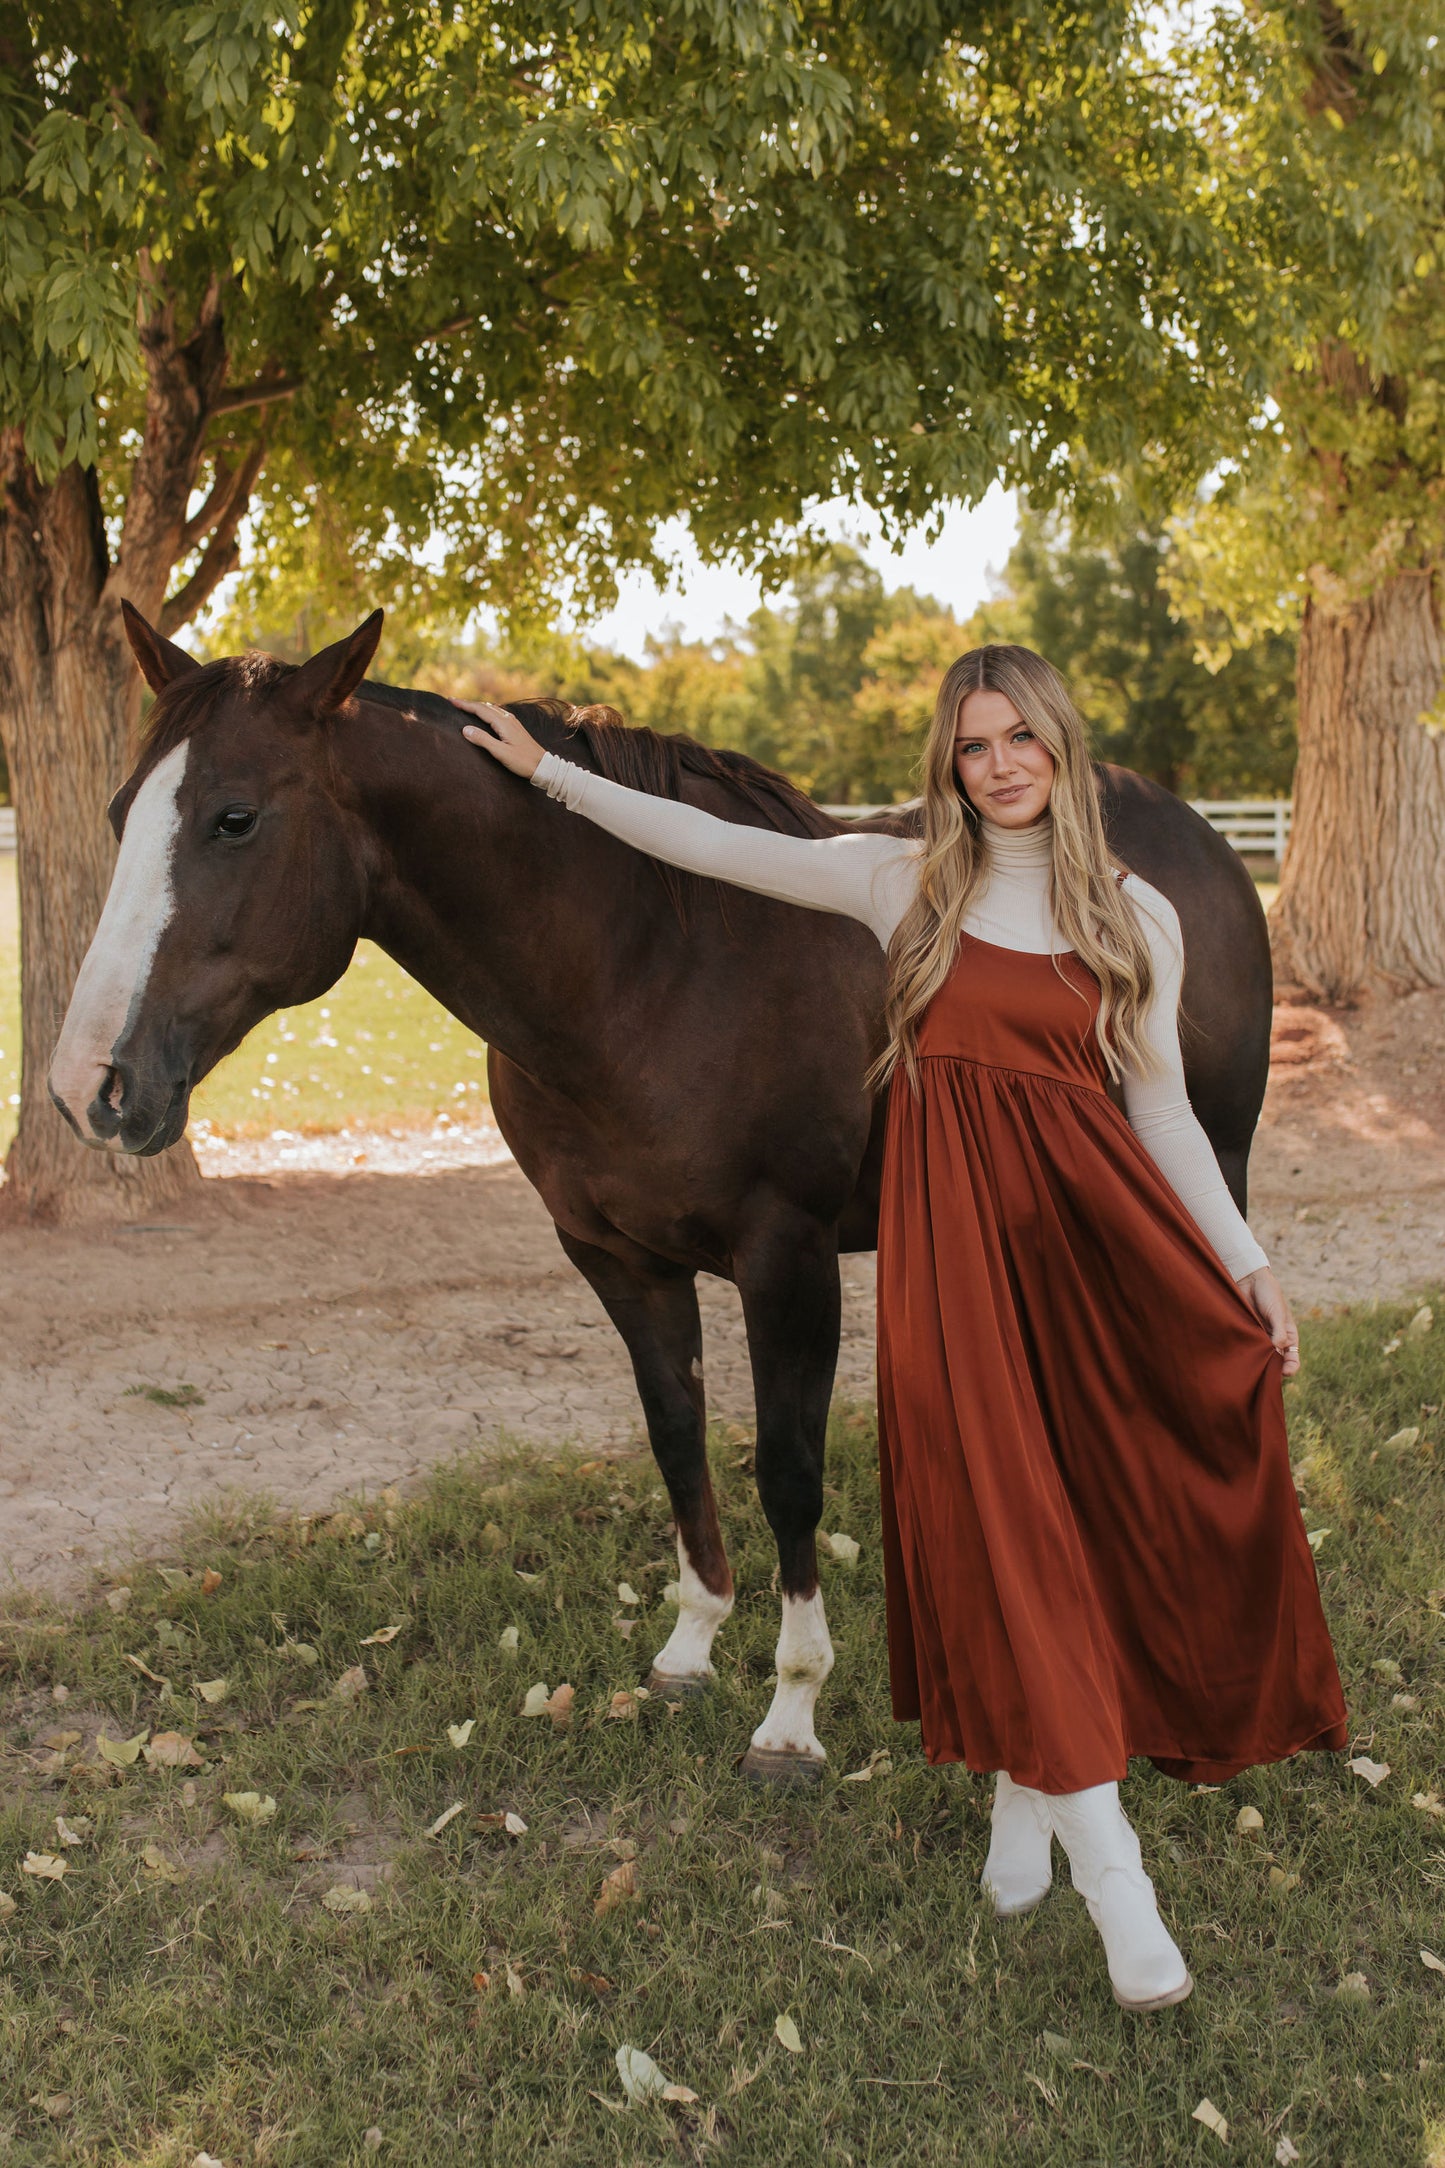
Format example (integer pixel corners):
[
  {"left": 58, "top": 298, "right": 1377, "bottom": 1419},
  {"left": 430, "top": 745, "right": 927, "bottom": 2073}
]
[{"left": 875, "top": 936, "right": 1348, "bottom": 1794}]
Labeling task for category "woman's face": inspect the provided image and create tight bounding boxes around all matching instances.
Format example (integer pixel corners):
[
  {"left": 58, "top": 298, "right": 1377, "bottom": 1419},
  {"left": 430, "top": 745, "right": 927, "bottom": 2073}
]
[{"left": 952, "top": 688, "right": 1056, "bottom": 828}]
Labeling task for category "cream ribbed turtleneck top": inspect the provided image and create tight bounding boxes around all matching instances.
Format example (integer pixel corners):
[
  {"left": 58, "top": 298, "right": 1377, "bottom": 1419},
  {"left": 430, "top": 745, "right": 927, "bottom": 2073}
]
[{"left": 530, "top": 752, "right": 1269, "bottom": 1280}]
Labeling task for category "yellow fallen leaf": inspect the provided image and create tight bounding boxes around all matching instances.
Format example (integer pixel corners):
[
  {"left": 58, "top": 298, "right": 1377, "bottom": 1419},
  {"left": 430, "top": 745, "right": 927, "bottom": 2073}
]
[
  {"left": 447, "top": 1720, "right": 476, "bottom": 1749},
  {"left": 1405, "top": 1304, "right": 1433, "bottom": 1338},
  {"left": 663, "top": 2083, "right": 700, "bottom": 2104},
  {"left": 824, "top": 1532, "right": 860, "bottom": 1564},
  {"left": 606, "top": 1690, "right": 639, "bottom": 1722},
  {"left": 498, "top": 1625, "right": 520, "bottom": 1653},
  {"left": 37, "top": 1728, "right": 81, "bottom": 1751},
  {"left": 22, "top": 1852, "right": 67, "bottom": 1880},
  {"left": 617, "top": 1582, "right": 641, "bottom": 1606},
  {"left": 1276, "top": 2140, "right": 1301, "bottom": 2166},
  {"left": 1421, "top": 1948, "right": 1445, "bottom": 1976},
  {"left": 124, "top": 1653, "right": 170, "bottom": 1686},
  {"left": 1370, "top": 1658, "right": 1403, "bottom": 1683},
  {"left": 774, "top": 2013, "right": 804, "bottom": 2054},
  {"left": 105, "top": 1586, "right": 132, "bottom": 1613},
  {"left": 199, "top": 1567, "right": 223, "bottom": 1595},
  {"left": 1306, "top": 1527, "right": 1331, "bottom": 1552},
  {"left": 1347, "top": 1756, "right": 1390, "bottom": 1787},
  {"left": 1191, "top": 2097, "right": 1229, "bottom": 2143},
  {"left": 0, "top": 1890, "right": 15, "bottom": 1921},
  {"left": 222, "top": 1791, "right": 277, "bottom": 1824},
  {"left": 480, "top": 1521, "right": 506, "bottom": 1550},
  {"left": 193, "top": 1678, "right": 229, "bottom": 1705},
  {"left": 1413, "top": 1791, "right": 1444, "bottom": 1817},
  {"left": 595, "top": 1859, "right": 639, "bottom": 1914},
  {"left": 360, "top": 1625, "right": 403, "bottom": 1646},
  {"left": 503, "top": 1811, "right": 528, "bottom": 1837},
  {"left": 332, "top": 1666, "right": 369, "bottom": 1701},
  {"left": 505, "top": 1961, "right": 525, "bottom": 1997},
  {"left": 842, "top": 1750, "right": 893, "bottom": 1783},
  {"left": 1336, "top": 1971, "right": 1370, "bottom": 2000},
  {"left": 145, "top": 1730, "right": 204, "bottom": 1768},
  {"left": 1268, "top": 1867, "right": 1301, "bottom": 1892},
  {"left": 96, "top": 1729, "right": 150, "bottom": 1767},
  {"left": 521, "top": 1682, "right": 551, "bottom": 1718},
  {"left": 141, "top": 1842, "right": 181, "bottom": 1879},
  {"left": 615, "top": 2045, "right": 668, "bottom": 2101},
  {"left": 546, "top": 1684, "right": 575, "bottom": 1730},
  {"left": 1384, "top": 1427, "right": 1420, "bottom": 1452},
  {"left": 428, "top": 1801, "right": 467, "bottom": 1838},
  {"left": 54, "top": 1816, "right": 90, "bottom": 1847},
  {"left": 321, "top": 1885, "right": 373, "bottom": 1914},
  {"left": 1235, "top": 1805, "right": 1264, "bottom": 1835}
]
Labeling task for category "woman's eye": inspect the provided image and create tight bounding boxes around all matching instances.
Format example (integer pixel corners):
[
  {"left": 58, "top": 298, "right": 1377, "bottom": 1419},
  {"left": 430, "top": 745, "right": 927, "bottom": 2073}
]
[{"left": 214, "top": 806, "right": 258, "bottom": 840}]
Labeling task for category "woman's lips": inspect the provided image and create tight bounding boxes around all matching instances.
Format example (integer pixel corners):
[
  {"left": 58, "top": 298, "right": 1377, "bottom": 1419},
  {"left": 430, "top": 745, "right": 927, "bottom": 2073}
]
[{"left": 990, "top": 784, "right": 1030, "bottom": 804}]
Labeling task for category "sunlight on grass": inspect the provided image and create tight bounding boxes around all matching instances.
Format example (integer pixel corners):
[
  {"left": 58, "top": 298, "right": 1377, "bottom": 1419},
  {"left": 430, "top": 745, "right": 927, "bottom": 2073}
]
[
  {"left": 0, "top": 857, "right": 488, "bottom": 1151},
  {"left": 0, "top": 1301, "right": 1440, "bottom": 2164}
]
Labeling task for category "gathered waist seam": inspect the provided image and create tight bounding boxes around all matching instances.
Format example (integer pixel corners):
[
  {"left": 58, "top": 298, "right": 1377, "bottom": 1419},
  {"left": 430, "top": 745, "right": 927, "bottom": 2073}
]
[{"left": 912, "top": 1051, "right": 1110, "bottom": 1097}]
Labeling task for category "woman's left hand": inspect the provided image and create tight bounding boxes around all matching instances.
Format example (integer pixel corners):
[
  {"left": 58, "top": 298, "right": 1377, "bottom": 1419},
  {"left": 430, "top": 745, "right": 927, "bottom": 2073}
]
[{"left": 1236, "top": 1265, "right": 1300, "bottom": 1376}]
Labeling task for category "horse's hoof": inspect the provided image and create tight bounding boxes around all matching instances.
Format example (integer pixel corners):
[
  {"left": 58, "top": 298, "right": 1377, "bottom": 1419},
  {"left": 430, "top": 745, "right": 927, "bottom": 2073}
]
[
  {"left": 645, "top": 1668, "right": 712, "bottom": 1699},
  {"left": 739, "top": 1746, "right": 826, "bottom": 1787}
]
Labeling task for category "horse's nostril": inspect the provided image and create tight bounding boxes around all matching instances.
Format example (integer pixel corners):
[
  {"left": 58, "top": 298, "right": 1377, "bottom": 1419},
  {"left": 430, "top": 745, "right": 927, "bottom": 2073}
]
[{"left": 103, "top": 1066, "right": 124, "bottom": 1114}]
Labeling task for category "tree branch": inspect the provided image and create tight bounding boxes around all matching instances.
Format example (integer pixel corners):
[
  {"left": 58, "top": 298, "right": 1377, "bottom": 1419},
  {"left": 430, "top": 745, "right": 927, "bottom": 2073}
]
[
  {"left": 159, "top": 436, "right": 267, "bottom": 635},
  {"left": 180, "top": 450, "right": 244, "bottom": 550},
  {"left": 210, "top": 374, "right": 302, "bottom": 416}
]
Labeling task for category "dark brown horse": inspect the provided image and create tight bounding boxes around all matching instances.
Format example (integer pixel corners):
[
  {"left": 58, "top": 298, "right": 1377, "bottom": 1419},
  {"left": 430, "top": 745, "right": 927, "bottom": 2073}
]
[{"left": 50, "top": 607, "right": 1272, "bottom": 1780}]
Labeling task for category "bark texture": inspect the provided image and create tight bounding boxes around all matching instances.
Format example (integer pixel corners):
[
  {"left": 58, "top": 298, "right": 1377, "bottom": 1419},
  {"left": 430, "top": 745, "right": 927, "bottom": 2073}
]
[{"left": 1271, "top": 571, "right": 1445, "bottom": 1002}]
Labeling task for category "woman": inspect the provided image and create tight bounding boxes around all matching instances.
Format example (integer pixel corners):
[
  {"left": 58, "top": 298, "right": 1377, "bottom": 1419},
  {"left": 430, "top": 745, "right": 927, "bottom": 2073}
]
[{"left": 454, "top": 645, "right": 1348, "bottom": 2013}]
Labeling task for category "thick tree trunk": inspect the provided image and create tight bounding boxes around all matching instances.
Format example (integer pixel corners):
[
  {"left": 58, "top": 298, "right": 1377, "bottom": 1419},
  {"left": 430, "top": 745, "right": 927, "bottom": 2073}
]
[
  {"left": 0, "top": 438, "right": 202, "bottom": 1223},
  {"left": 1271, "top": 571, "right": 1445, "bottom": 1001}
]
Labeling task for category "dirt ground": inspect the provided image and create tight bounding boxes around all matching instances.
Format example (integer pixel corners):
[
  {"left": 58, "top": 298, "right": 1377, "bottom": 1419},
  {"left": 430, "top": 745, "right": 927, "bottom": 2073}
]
[{"left": 2, "top": 991, "right": 1441, "bottom": 1602}]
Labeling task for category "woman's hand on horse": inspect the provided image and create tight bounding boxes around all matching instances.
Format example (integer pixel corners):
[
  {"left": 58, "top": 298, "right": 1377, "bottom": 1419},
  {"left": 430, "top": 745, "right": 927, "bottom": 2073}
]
[
  {"left": 454, "top": 699, "right": 545, "bottom": 780},
  {"left": 1237, "top": 1265, "right": 1300, "bottom": 1377}
]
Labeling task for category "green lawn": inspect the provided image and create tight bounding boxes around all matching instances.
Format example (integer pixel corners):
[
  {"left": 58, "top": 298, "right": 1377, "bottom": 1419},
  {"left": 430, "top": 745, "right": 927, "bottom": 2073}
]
[
  {"left": 0, "top": 857, "right": 488, "bottom": 1153},
  {"left": 1, "top": 1299, "right": 1441, "bottom": 2165}
]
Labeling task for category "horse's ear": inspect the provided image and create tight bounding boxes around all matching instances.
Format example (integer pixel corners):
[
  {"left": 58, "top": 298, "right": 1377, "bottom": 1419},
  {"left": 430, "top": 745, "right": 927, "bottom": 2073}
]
[
  {"left": 287, "top": 610, "right": 385, "bottom": 716},
  {"left": 121, "top": 600, "right": 201, "bottom": 695}
]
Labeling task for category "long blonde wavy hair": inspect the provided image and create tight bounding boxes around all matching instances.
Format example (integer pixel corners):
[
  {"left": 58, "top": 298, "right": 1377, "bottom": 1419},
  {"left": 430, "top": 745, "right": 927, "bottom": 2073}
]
[{"left": 871, "top": 644, "right": 1160, "bottom": 1094}]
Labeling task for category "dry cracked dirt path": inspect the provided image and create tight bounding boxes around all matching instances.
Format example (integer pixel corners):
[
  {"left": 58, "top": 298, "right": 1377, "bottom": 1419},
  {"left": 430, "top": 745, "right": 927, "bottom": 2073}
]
[{"left": 2, "top": 992, "right": 1441, "bottom": 1602}]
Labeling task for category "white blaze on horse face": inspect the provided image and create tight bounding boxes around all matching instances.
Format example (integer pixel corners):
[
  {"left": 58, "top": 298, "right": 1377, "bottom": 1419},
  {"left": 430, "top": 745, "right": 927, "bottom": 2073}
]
[
  {"left": 749, "top": 1590, "right": 834, "bottom": 1763},
  {"left": 649, "top": 1539, "right": 734, "bottom": 1684},
  {"left": 48, "top": 741, "right": 190, "bottom": 1142}
]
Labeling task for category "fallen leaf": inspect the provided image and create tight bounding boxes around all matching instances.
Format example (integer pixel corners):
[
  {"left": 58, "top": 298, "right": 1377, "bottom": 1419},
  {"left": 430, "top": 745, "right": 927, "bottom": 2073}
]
[
  {"left": 1306, "top": 1527, "right": 1332, "bottom": 1552},
  {"left": 54, "top": 1816, "right": 91, "bottom": 1847},
  {"left": 1348, "top": 1756, "right": 1390, "bottom": 1788},
  {"left": 427, "top": 1801, "right": 466, "bottom": 1838},
  {"left": 360, "top": 1625, "right": 403, "bottom": 1646},
  {"left": 498, "top": 1625, "right": 520, "bottom": 1653},
  {"left": 1370, "top": 1658, "right": 1404, "bottom": 1683},
  {"left": 504, "top": 1811, "right": 528, "bottom": 1837},
  {"left": 284, "top": 1640, "right": 320, "bottom": 1667},
  {"left": 595, "top": 1859, "right": 639, "bottom": 1914},
  {"left": 1041, "top": 2030, "right": 1073, "bottom": 2059},
  {"left": 480, "top": 1521, "right": 506, "bottom": 1550},
  {"left": 105, "top": 1586, "right": 133, "bottom": 1613},
  {"left": 1336, "top": 1971, "right": 1370, "bottom": 2001},
  {"left": 321, "top": 1885, "right": 373, "bottom": 1914},
  {"left": 145, "top": 1730, "right": 204, "bottom": 1768},
  {"left": 521, "top": 1682, "right": 551, "bottom": 1718},
  {"left": 1405, "top": 1304, "right": 1433, "bottom": 1338},
  {"left": 515, "top": 1569, "right": 540, "bottom": 1584},
  {"left": 222, "top": 1792, "right": 277, "bottom": 1824},
  {"left": 1384, "top": 1427, "right": 1420, "bottom": 1452},
  {"left": 124, "top": 1653, "right": 170, "bottom": 1686},
  {"left": 37, "top": 1728, "right": 81, "bottom": 1751},
  {"left": 546, "top": 1684, "right": 575, "bottom": 1730},
  {"left": 606, "top": 1690, "right": 639, "bottom": 1722},
  {"left": 616, "top": 2045, "right": 669, "bottom": 2102},
  {"left": 617, "top": 1582, "right": 641, "bottom": 1607},
  {"left": 774, "top": 2013, "right": 804, "bottom": 2054},
  {"left": 96, "top": 1729, "right": 149, "bottom": 1767},
  {"left": 1276, "top": 2140, "right": 1301, "bottom": 2166},
  {"left": 1393, "top": 1692, "right": 1421, "bottom": 1711},
  {"left": 613, "top": 1616, "right": 637, "bottom": 1639},
  {"left": 1412, "top": 1791, "right": 1444, "bottom": 1817},
  {"left": 1422, "top": 1949, "right": 1445, "bottom": 1976},
  {"left": 447, "top": 1720, "right": 476, "bottom": 1749},
  {"left": 824, "top": 1531, "right": 860, "bottom": 1564},
  {"left": 22, "top": 1852, "right": 67, "bottom": 1880},
  {"left": 199, "top": 1568, "right": 223, "bottom": 1595},
  {"left": 37, "top": 2094, "right": 72, "bottom": 2120},
  {"left": 1191, "top": 2097, "right": 1229, "bottom": 2143},
  {"left": 332, "top": 1666, "right": 368, "bottom": 1701},
  {"left": 842, "top": 1750, "right": 894, "bottom": 1783},
  {"left": 1268, "top": 1867, "right": 1301, "bottom": 1892},
  {"left": 0, "top": 1891, "right": 15, "bottom": 1921},
  {"left": 570, "top": 1968, "right": 614, "bottom": 1993},
  {"left": 1235, "top": 1805, "right": 1265, "bottom": 1835},
  {"left": 663, "top": 2083, "right": 700, "bottom": 2104},
  {"left": 193, "top": 1678, "right": 229, "bottom": 1705}
]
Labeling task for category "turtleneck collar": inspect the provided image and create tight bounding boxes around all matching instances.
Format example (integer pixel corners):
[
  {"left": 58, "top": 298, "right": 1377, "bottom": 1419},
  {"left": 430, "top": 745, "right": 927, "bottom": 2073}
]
[{"left": 979, "top": 812, "right": 1053, "bottom": 869}]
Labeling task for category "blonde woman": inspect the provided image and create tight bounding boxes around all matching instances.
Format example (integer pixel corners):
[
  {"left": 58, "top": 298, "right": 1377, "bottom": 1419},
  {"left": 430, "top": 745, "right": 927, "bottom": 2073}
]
[{"left": 454, "top": 645, "right": 1347, "bottom": 2012}]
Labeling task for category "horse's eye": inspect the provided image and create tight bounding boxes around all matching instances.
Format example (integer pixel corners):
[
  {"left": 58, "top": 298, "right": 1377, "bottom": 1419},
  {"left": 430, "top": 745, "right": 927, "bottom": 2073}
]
[{"left": 214, "top": 806, "right": 258, "bottom": 840}]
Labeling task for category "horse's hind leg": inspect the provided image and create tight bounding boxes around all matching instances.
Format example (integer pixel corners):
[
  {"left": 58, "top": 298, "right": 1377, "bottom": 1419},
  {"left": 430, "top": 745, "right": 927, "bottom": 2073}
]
[
  {"left": 733, "top": 1217, "right": 842, "bottom": 1785},
  {"left": 554, "top": 1228, "right": 733, "bottom": 1691}
]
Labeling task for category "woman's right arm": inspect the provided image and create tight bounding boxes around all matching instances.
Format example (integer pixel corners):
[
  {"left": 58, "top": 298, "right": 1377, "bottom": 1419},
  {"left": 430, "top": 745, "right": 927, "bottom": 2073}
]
[{"left": 457, "top": 703, "right": 917, "bottom": 950}]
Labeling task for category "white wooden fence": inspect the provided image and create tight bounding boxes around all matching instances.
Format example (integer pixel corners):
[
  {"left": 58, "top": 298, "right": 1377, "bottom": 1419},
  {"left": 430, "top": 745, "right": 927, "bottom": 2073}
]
[
  {"left": 0, "top": 798, "right": 1295, "bottom": 862},
  {"left": 825, "top": 796, "right": 1293, "bottom": 866}
]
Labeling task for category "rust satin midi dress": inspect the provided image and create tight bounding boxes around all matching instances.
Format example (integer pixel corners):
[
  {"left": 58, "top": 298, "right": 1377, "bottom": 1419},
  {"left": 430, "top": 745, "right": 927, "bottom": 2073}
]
[{"left": 875, "top": 934, "right": 1349, "bottom": 1795}]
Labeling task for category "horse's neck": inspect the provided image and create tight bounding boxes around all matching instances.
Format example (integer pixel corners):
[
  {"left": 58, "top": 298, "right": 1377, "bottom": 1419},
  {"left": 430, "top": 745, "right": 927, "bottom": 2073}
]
[{"left": 346, "top": 696, "right": 647, "bottom": 1091}]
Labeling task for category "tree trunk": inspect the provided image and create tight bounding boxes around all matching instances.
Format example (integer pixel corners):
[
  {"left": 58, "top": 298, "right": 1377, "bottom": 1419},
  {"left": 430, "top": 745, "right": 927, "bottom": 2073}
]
[
  {"left": 1270, "top": 571, "right": 1445, "bottom": 1001},
  {"left": 0, "top": 437, "right": 201, "bottom": 1223}
]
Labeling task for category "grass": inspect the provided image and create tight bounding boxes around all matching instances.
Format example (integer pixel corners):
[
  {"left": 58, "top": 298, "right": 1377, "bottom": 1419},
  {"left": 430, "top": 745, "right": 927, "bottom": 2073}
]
[
  {"left": 1, "top": 1299, "right": 1442, "bottom": 2166},
  {"left": 0, "top": 857, "right": 488, "bottom": 1156}
]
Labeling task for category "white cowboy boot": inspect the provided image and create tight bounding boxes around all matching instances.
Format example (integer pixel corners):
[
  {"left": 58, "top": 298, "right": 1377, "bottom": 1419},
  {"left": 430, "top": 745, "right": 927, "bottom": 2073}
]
[
  {"left": 1047, "top": 1782, "right": 1193, "bottom": 2011},
  {"left": 980, "top": 1771, "right": 1055, "bottom": 1918}
]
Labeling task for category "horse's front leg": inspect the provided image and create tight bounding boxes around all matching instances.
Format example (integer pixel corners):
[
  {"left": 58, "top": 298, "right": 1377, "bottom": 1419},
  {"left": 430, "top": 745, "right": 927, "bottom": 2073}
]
[
  {"left": 554, "top": 1228, "right": 733, "bottom": 1690},
  {"left": 734, "top": 1218, "right": 842, "bottom": 1784}
]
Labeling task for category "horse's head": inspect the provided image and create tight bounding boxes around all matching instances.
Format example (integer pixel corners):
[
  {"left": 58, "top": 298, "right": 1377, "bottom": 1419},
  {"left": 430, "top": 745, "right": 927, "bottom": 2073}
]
[{"left": 49, "top": 605, "right": 384, "bottom": 1155}]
